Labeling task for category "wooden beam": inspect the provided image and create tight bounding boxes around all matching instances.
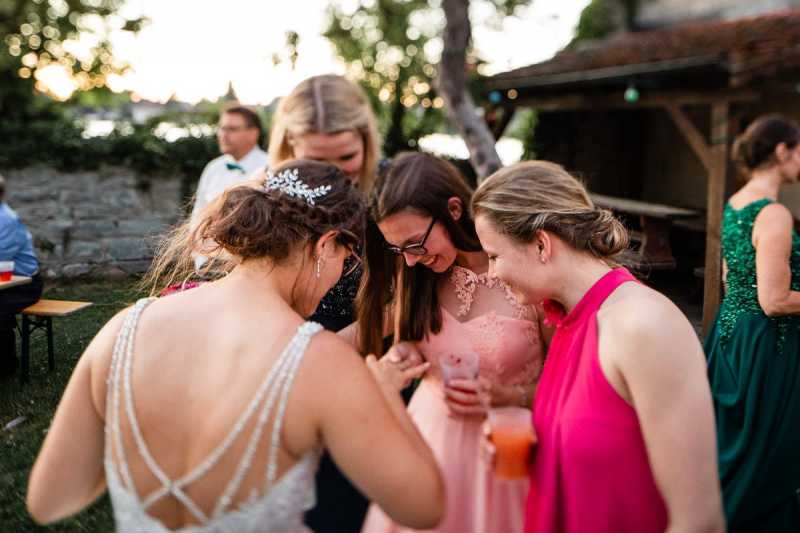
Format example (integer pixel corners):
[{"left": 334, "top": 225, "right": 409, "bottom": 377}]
[
  {"left": 514, "top": 88, "right": 759, "bottom": 112},
  {"left": 665, "top": 104, "right": 713, "bottom": 172},
  {"left": 702, "top": 102, "right": 729, "bottom": 334},
  {"left": 490, "top": 105, "right": 516, "bottom": 140}
]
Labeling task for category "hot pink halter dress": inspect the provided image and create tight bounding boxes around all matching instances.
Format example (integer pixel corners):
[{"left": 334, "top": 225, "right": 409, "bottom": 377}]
[{"left": 526, "top": 268, "right": 667, "bottom": 533}]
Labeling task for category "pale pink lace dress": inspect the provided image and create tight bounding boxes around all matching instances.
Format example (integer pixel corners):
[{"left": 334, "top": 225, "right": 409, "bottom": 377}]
[{"left": 362, "top": 265, "right": 544, "bottom": 533}]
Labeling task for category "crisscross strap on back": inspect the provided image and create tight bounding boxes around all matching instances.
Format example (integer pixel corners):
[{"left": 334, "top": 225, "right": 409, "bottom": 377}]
[{"left": 104, "top": 298, "right": 323, "bottom": 525}]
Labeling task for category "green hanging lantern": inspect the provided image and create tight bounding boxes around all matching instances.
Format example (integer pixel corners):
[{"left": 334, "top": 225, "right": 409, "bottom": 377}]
[{"left": 624, "top": 84, "right": 639, "bottom": 103}]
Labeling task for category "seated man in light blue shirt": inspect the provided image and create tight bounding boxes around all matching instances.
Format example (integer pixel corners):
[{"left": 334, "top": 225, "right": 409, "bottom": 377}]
[{"left": 0, "top": 174, "right": 43, "bottom": 376}]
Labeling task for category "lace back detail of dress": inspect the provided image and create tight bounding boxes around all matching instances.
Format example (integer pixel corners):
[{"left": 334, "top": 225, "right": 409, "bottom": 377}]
[{"left": 104, "top": 297, "right": 323, "bottom": 532}]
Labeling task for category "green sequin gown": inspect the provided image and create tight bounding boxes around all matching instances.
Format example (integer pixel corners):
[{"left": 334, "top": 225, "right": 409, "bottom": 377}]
[{"left": 704, "top": 198, "right": 800, "bottom": 532}]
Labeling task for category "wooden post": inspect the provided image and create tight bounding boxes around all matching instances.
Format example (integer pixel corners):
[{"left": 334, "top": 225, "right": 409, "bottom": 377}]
[
  {"left": 665, "top": 105, "right": 712, "bottom": 171},
  {"left": 702, "top": 102, "right": 730, "bottom": 333}
]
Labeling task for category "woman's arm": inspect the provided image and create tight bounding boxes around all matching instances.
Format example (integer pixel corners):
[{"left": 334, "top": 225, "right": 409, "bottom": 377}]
[
  {"left": 302, "top": 334, "right": 444, "bottom": 529},
  {"left": 753, "top": 203, "right": 800, "bottom": 316},
  {"left": 337, "top": 304, "right": 395, "bottom": 352},
  {"left": 27, "top": 309, "right": 128, "bottom": 524},
  {"left": 599, "top": 291, "right": 725, "bottom": 533}
]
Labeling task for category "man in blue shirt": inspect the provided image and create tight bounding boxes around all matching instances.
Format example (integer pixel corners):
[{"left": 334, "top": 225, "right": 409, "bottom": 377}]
[{"left": 0, "top": 174, "right": 43, "bottom": 376}]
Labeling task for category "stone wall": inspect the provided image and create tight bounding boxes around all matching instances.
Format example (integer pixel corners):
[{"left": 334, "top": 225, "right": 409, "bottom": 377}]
[
  {"left": 3, "top": 166, "right": 184, "bottom": 278},
  {"left": 637, "top": 0, "right": 800, "bottom": 27}
]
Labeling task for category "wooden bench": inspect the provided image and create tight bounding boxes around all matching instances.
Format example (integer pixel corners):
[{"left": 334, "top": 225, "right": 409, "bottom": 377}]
[
  {"left": 19, "top": 299, "right": 93, "bottom": 384},
  {"left": 590, "top": 193, "right": 701, "bottom": 270}
]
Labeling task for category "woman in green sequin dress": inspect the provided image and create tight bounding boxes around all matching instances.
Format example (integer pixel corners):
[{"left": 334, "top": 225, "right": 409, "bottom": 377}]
[{"left": 705, "top": 115, "right": 800, "bottom": 532}]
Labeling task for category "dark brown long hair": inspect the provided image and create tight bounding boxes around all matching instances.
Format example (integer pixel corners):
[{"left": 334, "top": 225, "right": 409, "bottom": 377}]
[{"left": 356, "top": 152, "right": 482, "bottom": 356}]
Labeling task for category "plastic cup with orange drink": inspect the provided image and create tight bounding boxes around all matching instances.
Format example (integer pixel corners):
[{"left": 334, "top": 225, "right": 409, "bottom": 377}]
[
  {"left": 487, "top": 406, "right": 536, "bottom": 479},
  {"left": 0, "top": 261, "right": 13, "bottom": 282}
]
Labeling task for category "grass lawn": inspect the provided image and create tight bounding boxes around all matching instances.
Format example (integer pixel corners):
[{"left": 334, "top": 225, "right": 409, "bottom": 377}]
[{"left": 1, "top": 278, "right": 147, "bottom": 532}]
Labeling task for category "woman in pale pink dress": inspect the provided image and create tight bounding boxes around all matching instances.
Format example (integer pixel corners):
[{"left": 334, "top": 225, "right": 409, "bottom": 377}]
[{"left": 353, "top": 153, "right": 548, "bottom": 533}]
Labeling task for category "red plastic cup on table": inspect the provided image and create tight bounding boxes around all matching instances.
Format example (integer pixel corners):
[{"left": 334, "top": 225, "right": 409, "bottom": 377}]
[
  {"left": 487, "top": 406, "right": 536, "bottom": 479},
  {"left": 0, "top": 261, "right": 13, "bottom": 282}
]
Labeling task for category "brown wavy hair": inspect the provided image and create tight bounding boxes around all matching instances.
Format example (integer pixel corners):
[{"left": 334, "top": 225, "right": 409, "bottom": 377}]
[
  {"left": 471, "top": 160, "right": 629, "bottom": 262},
  {"left": 142, "top": 159, "right": 366, "bottom": 296},
  {"left": 356, "top": 152, "right": 482, "bottom": 356}
]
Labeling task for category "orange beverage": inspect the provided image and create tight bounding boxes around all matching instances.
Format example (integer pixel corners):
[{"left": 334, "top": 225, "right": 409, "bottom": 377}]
[{"left": 488, "top": 407, "right": 536, "bottom": 479}]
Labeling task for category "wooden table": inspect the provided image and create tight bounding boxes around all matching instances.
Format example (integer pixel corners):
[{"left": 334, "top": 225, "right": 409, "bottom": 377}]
[
  {"left": 590, "top": 194, "right": 701, "bottom": 269},
  {"left": 0, "top": 275, "right": 32, "bottom": 290}
]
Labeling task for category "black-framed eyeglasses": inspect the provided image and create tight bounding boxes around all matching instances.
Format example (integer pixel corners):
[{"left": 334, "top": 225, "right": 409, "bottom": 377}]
[{"left": 385, "top": 218, "right": 436, "bottom": 256}]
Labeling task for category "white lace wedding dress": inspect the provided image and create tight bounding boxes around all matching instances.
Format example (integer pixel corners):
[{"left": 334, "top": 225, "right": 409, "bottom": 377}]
[{"left": 104, "top": 298, "right": 323, "bottom": 532}]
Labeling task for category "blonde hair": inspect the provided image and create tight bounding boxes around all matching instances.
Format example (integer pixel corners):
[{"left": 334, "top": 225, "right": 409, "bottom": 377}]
[
  {"left": 268, "top": 74, "right": 381, "bottom": 192},
  {"left": 471, "top": 161, "right": 629, "bottom": 262}
]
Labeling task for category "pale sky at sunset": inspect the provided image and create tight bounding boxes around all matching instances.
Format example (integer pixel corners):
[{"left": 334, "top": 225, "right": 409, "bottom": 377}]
[{"left": 96, "top": 0, "right": 591, "bottom": 105}]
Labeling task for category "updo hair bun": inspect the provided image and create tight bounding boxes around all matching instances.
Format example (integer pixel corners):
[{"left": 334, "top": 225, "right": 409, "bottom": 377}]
[
  {"left": 732, "top": 114, "right": 800, "bottom": 172},
  {"left": 587, "top": 209, "right": 630, "bottom": 258},
  {"left": 471, "top": 160, "right": 631, "bottom": 264}
]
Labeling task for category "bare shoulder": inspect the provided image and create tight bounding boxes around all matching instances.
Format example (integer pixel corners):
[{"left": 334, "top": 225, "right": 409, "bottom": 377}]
[
  {"left": 87, "top": 306, "right": 135, "bottom": 416},
  {"left": 289, "top": 327, "right": 376, "bottom": 427},
  {"left": 87, "top": 307, "right": 132, "bottom": 368},
  {"left": 755, "top": 202, "right": 794, "bottom": 229},
  {"left": 598, "top": 282, "right": 700, "bottom": 365},
  {"left": 302, "top": 328, "right": 366, "bottom": 377}
]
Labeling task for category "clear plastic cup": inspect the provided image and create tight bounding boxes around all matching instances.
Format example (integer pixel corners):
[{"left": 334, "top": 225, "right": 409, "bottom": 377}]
[
  {"left": 0, "top": 261, "right": 14, "bottom": 282},
  {"left": 488, "top": 406, "right": 536, "bottom": 479},
  {"left": 439, "top": 350, "right": 479, "bottom": 385}
]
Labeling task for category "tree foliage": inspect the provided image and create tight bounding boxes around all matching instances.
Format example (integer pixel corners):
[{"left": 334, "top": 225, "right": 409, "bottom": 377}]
[
  {"left": 567, "top": 0, "right": 647, "bottom": 49},
  {"left": 0, "top": 0, "right": 144, "bottom": 119},
  {"left": 323, "top": 0, "right": 531, "bottom": 157}
]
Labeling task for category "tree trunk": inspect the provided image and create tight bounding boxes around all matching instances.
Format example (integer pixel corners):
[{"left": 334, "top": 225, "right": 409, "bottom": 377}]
[{"left": 438, "top": 0, "right": 503, "bottom": 181}]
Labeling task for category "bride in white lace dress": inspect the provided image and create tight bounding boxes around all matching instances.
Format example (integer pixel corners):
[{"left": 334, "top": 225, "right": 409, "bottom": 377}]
[{"left": 27, "top": 160, "right": 443, "bottom": 532}]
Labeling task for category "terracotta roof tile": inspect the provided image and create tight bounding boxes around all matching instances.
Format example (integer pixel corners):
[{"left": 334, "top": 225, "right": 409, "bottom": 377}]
[{"left": 487, "top": 9, "right": 800, "bottom": 88}]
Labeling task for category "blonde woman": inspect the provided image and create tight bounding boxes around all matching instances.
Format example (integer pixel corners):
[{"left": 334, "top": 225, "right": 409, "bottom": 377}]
[
  {"left": 472, "top": 161, "right": 724, "bottom": 533},
  {"left": 267, "top": 74, "right": 382, "bottom": 193},
  {"left": 262, "top": 73, "right": 385, "bottom": 532}
]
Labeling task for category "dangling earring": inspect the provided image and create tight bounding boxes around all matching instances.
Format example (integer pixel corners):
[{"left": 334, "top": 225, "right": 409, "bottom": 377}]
[{"left": 316, "top": 256, "right": 322, "bottom": 278}]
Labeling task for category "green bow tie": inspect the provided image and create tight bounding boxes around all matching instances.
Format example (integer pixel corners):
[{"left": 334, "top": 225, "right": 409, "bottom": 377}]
[{"left": 225, "top": 162, "right": 245, "bottom": 172}]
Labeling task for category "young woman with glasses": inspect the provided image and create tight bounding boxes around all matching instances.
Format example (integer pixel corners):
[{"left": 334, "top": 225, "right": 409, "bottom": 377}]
[{"left": 354, "top": 152, "right": 549, "bottom": 533}]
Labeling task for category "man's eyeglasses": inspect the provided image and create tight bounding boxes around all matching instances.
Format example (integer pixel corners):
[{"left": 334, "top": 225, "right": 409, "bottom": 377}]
[
  {"left": 385, "top": 218, "right": 436, "bottom": 256},
  {"left": 217, "top": 125, "right": 253, "bottom": 134}
]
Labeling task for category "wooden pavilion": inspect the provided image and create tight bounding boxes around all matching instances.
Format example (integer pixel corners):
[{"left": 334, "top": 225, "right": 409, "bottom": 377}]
[{"left": 483, "top": 9, "right": 800, "bottom": 331}]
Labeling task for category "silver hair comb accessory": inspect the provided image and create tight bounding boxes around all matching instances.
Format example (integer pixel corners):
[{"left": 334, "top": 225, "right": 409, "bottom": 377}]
[{"left": 263, "top": 168, "right": 332, "bottom": 206}]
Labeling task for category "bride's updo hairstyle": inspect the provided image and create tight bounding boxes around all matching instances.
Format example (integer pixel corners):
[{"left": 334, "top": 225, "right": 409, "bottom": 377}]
[
  {"left": 471, "top": 160, "right": 629, "bottom": 263},
  {"left": 143, "top": 159, "right": 366, "bottom": 295}
]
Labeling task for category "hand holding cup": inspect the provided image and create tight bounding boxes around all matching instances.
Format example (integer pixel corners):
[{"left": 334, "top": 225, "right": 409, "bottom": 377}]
[{"left": 485, "top": 406, "right": 537, "bottom": 479}]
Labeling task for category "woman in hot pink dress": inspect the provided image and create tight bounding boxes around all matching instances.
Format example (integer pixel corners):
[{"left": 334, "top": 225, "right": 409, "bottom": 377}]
[
  {"left": 355, "top": 153, "right": 547, "bottom": 533},
  {"left": 472, "top": 161, "right": 725, "bottom": 533}
]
